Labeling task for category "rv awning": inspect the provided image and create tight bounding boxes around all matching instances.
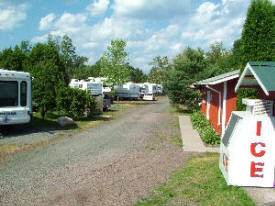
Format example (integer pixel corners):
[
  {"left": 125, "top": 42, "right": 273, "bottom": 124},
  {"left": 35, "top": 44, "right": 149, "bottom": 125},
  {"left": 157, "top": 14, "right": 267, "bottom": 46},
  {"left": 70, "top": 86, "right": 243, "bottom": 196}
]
[
  {"left": 191, "top": 69, "right": 239, "bottom": 88},
  {"left": 235, "top": 61, "right": 275, "bottom": 96}
]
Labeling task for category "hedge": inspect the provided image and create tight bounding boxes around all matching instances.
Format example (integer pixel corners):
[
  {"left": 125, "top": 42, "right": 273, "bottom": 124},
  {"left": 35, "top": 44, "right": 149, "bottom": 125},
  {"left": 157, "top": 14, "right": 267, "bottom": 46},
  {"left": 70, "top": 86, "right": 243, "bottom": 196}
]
[
  {"left": 56, "top": 85, "right": 98, "bottom": 120},
  {"left": 190, "top": 111, "right": 220, "bottom": 145}
]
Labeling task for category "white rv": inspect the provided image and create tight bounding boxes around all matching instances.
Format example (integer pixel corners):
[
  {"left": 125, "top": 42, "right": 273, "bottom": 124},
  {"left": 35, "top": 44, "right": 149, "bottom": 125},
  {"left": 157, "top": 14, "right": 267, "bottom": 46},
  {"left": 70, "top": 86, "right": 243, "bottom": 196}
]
[
  {"left": 69, "top": 79, "right": 103, "bottom": 96},
  {"left": 143, "top": 83, "right": 157, "bottom": 101},
  {"left": 156, "top": 84, "right": 163, "bottom": 95},
  {"left": 0, "top": 69, "right": 32, "bottom": 125},
  {"left": 69, "top": 78, "right": 104, "bottom": 111},
  {"left": 114, "top": 82, "right": 141, "bottom": 100}
]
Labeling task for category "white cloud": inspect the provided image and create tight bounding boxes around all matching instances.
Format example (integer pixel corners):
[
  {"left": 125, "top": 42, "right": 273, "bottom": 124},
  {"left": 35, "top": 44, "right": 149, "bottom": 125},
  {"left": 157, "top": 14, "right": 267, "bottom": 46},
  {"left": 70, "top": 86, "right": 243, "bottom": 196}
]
[
  {"left": 112, "top": 0, "right": 192, "bottom": 20},
  {"left": 39, "top": 13, "right": 56, "bottom": 31},
  {"left": 33, "top": 0, "right": 251, "bottom": 73},
  {"left": 86, "top": 0, "right": 110, "bottom": 16},
  {"left": 179, "top": 0, "right": 250, "bottom": 48},
  {"left": 0, "top": 2, "right": 28, "bottom": 31}
]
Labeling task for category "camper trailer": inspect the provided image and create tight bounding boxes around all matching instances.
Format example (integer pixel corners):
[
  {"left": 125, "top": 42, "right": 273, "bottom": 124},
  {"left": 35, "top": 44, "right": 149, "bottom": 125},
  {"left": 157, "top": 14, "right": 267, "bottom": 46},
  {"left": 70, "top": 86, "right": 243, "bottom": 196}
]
[
  {"left": 143, "top": 83, "right": 157, "bottom": 101},
  {"left": 156, "top": 84, "right": 163, "bottom": 95},
  {"left": 0, "top": 69, "right": 32, "bottom": 125},
  {"left": 114, "top": 82, "right": 141, "bottom": 100},
  {"left": 69, "top": 79, "right": 103, "bottom": 96},
  {"left": 88, "top": 77, "right": 112, "bottom": 111},
  {"left": 69, "top": 79, "right": 103, "bottom": 111}
]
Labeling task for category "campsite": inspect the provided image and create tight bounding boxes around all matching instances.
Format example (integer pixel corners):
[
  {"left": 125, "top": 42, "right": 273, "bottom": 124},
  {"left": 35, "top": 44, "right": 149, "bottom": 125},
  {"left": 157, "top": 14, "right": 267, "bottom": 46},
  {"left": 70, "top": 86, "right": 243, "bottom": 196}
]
[{"left": 0, "top": 0, "right": 274, "bottom": 205}]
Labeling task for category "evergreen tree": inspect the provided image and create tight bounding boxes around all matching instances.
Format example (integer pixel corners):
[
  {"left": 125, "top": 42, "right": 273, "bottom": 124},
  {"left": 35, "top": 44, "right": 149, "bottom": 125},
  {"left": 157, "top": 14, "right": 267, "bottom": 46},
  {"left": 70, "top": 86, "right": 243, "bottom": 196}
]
[
  {"left": 240, "top": 0, "right": 274, "bottom": 71},
  {"left": 30, "top": 42, "right": 66, "bottom": 119},
  {"left": 237, "top": 0, "right": 274, "bottom": 110},
  {"left": 164, "top": 47, "right": 207, "bottom": 111}
]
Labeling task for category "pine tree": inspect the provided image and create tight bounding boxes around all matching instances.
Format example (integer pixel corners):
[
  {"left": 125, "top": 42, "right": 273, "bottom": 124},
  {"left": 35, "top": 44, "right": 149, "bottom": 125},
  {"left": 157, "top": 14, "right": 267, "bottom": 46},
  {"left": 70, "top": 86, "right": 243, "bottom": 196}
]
[
  {"left": 237, "top": 0, "right": 274, "bottom": 110},
  {"left": 240, "top": 0, "right": 274, "bottom": 72}
]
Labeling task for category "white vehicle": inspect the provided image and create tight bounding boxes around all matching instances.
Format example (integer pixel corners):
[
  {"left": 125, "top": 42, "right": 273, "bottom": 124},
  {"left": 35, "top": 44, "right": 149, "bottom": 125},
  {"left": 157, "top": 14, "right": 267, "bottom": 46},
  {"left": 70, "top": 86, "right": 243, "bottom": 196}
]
[
  {"left": 114, "top": 82, "right": 141, "bottom": 100},
  {"left": 143, "top": 83, "right": 157, "bottom": 101},
  {"left": 87, "top": 77, "right": 112, "bottom": 110},
  {"left": 0, "top": 69, "right": 32, "bottom": 125},
  {"left": 69, "top": 79, "right": 103, "bottom": 96},
  {"left": 69, "top": 78, "right": 103, "bottom": 111},
  {"left": 156, "top": 84, "right": 163, "bottom": 95},
  {"left": 89, "top": 77, "right": 112, "bottom": 93}
]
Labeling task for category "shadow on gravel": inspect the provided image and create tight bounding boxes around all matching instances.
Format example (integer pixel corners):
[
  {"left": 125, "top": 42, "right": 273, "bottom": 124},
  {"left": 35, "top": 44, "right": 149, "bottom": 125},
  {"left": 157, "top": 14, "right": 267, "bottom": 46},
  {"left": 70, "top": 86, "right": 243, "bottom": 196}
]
[
  {"left": 0, "top": 115, "right": 111, "bottom": 139},
  {"left": 0, "top": 123, "right": 75, "bottom": 139}
]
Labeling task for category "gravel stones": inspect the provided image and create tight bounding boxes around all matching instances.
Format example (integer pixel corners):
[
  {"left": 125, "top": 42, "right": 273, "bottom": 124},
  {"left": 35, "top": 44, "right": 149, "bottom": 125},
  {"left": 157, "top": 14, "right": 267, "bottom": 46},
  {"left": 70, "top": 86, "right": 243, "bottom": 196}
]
[{"left": 0, "top": 98, "right": 191, "bottom": 206}]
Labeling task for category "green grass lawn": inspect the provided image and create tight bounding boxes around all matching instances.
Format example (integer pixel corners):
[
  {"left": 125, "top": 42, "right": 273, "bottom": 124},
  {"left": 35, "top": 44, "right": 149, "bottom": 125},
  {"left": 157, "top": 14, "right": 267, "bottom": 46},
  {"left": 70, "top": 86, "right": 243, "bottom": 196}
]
[
  {"left": 30, "top": 102, "right": 136, "bottom": 130},
  {"left": 136, "top": 153, "right": 255, "bottom": 206},
  {"left": 170, "top": 104, "right": 193, "bottom": 116}
]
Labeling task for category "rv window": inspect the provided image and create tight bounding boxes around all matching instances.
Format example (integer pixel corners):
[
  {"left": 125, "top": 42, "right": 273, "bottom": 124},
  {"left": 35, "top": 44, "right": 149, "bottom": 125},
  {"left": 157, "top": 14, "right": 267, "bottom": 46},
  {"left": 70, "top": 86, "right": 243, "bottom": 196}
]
[
  {"left": 0, "top": 81, "right": 18, "bottom": 107},
  {"left": 20, "top": 81, "right": 27, "bottom": 106}
]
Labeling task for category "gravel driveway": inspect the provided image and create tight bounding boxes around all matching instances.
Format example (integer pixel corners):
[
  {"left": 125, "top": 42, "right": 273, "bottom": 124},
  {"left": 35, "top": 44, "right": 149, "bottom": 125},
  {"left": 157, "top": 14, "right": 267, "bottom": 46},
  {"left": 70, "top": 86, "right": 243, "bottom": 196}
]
[{"left": 0, "top": 98, "right": 192, "bottom": 206}]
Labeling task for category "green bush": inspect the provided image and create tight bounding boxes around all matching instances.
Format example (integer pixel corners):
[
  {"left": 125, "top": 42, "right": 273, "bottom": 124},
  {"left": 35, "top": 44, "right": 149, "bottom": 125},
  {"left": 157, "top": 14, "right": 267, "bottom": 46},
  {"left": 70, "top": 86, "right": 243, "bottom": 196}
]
[
  {"left": 191, "top": 111, "right": 220, "bottom": 145},
  {"left": 56, "top": 84, "right": 98, "bottom": 120},
  {"left": 237, "top": 88, "right": 259, "bottom": 111}
]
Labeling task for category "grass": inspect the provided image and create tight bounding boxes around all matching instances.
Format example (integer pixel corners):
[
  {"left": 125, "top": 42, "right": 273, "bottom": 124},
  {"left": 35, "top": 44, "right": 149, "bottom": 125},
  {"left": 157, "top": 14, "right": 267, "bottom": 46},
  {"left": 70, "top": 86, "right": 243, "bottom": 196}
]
[
  {"left": 171, "top": 134, "right": 183, "bottom": 147},
  {"left": 170, "top": 104, "right": 192, "bottom": 116},
  {"left": 29, "top": 102, "right": 136, "bottom": 130},
  {"left": 136, "top": 153, "right": 255, "bottom": 206}
]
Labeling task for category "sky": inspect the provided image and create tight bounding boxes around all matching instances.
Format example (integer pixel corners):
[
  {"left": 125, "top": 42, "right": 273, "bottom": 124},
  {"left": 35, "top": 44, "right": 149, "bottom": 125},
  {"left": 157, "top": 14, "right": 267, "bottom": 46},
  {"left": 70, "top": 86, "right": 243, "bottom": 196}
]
[{"left": 0, "top": 0, "right": 261, "bottom": 73}]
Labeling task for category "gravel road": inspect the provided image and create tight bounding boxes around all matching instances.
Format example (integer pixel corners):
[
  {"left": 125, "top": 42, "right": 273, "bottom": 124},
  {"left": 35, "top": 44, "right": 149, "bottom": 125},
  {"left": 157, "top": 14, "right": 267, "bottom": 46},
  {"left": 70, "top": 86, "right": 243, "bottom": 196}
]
[{"left": 0, "top": 98, "right": 192, "bottom": 206}]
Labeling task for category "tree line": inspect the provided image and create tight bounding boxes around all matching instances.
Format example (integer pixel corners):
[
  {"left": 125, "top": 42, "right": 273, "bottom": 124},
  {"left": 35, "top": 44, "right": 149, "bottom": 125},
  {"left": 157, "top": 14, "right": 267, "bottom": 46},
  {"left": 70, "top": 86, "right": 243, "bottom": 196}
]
[
  {"left": 0, "top": 36, "right": 147, "bottom": 119},
  {"left": 0, "top": 0, "right": 273, "bottom": 118}
]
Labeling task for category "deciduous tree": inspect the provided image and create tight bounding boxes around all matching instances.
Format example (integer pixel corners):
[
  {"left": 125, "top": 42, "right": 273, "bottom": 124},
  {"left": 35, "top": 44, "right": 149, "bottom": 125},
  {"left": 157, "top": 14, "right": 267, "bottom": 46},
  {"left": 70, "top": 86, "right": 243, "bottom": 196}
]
[{"left": 100, "top": 39, "right": 130, "bottom": 86}]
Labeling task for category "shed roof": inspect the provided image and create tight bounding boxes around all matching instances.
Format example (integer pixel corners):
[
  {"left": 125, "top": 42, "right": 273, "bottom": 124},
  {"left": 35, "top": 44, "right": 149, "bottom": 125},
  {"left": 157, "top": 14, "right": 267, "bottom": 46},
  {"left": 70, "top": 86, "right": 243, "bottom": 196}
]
[
  {"left": 192, "top": 69, "right": 239, "bottom": 87},
  {"left": 235, "top": 61, "right": 275, "bottom": 96}
]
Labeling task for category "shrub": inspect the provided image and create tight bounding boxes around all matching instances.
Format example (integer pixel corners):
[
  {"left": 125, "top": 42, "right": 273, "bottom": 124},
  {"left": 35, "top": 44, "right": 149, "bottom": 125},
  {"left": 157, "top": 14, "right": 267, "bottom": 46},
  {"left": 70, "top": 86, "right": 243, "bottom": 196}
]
[
  {"left": 191, "top": 111, "right": 220, "bottom": 145},
  {"left": 56, "top": 84, "right": 98, "bottom": 120}
]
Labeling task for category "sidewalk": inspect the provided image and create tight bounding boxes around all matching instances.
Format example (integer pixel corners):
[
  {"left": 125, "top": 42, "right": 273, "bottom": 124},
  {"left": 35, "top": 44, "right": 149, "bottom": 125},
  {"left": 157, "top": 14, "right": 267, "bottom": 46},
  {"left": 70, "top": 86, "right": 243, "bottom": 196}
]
[
  {"left": 178, "top": 115, "right": 275, "bottom": 206},
  {"left": 178, "top": 115, "right": 219, "bottom": 153}
]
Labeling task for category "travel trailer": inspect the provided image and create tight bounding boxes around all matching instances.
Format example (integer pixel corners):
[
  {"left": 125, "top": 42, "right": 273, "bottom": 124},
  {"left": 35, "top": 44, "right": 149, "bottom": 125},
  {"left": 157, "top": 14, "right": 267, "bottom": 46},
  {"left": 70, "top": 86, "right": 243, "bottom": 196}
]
[
  {"left": 114, "top": 82, "right": 141, "bottom": 100},
  {"left": 0, "top": 69, "right": 32, "bottom": 125},
  {"left": 156, "top": 84, "right": 163, "bottom": 95},
  {"left": 143, "top": 83, "right": 157, "bottom": 101},
  {"left": 88, "top": 77, "right": 112, "bottom": 111},
  {"left": 69, "top": 79, "right": 103, "bottom": 96},
  {"left": 69, "top": 78, "right": 103, "bottom": 111}
]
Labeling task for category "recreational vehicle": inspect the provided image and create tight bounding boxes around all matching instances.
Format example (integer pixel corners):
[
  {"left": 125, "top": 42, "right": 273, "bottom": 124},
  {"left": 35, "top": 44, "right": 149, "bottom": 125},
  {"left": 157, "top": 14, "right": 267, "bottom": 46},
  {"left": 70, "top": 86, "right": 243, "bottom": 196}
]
[
  {"left": 114, "top": 82, "right": 141, "bottom": 100},
  {"left": 69, "top": 78, "right": 103, "bottom": 111},
  {"left": 143, "top": 83, "right": 157, "bottom": 101},
  {"left": 156, "top": 84, "right": 163, "bottom": 95},
  {"left": 69, "top": 79, "right": 103, "bottom": 96},
  {"left": 0, "top": 69, "right": 32, "bottom": 125},
  {"left": 88, "top": 77, "right": 112, "bottom": 110}
]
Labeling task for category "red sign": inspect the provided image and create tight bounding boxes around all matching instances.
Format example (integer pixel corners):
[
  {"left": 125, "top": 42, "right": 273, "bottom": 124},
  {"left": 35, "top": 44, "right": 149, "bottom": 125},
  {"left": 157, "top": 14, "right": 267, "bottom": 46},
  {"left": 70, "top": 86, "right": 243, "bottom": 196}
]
[{"left": 250, "top": 121, "right": 265, "bottom": 178}]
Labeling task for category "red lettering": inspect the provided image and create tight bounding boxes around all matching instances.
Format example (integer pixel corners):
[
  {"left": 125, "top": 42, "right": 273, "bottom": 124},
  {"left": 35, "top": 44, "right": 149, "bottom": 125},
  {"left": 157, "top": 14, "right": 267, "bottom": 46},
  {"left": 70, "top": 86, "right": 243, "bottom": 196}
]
[
  {"left": 251, "top": 142, "right": 266, "bottom": 157},
  {"left": 256, "top": 121, "right": 262, "bottom": 136},
  {"left": 251, "top": 162, "right": 264, "bottom": 177}
]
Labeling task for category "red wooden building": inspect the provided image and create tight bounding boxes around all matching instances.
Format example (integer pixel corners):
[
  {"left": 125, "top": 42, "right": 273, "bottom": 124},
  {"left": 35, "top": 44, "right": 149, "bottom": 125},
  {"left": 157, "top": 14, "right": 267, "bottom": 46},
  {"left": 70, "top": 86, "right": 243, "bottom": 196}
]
[{"left": 192, "top": 70, "right": 239, "bottom": 135}]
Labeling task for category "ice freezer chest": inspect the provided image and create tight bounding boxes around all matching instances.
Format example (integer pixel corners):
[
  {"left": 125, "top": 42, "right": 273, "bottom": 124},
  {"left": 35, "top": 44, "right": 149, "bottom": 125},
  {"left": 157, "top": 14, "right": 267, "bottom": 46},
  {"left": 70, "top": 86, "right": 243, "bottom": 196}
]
[{"left": 220, "top": 99, "right": 275, "bottom": 187}]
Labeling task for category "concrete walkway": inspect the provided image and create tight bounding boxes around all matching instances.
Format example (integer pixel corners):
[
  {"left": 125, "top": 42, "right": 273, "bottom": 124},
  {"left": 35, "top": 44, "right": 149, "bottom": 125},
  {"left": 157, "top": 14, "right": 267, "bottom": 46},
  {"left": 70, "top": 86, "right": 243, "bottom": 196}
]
[
  {"left": 179, "top": 115, "right": 219, "bottom": 153},
  {"left": 178, "top": 115, "right": 275, "bottom": 206}
]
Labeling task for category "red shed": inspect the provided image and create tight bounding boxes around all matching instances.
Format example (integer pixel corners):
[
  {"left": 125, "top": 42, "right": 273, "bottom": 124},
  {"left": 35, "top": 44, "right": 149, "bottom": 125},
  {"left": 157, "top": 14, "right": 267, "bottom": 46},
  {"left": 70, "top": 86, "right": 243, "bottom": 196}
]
[{"left": 192, "top": 70, "right": 239, "bottom": 135}]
